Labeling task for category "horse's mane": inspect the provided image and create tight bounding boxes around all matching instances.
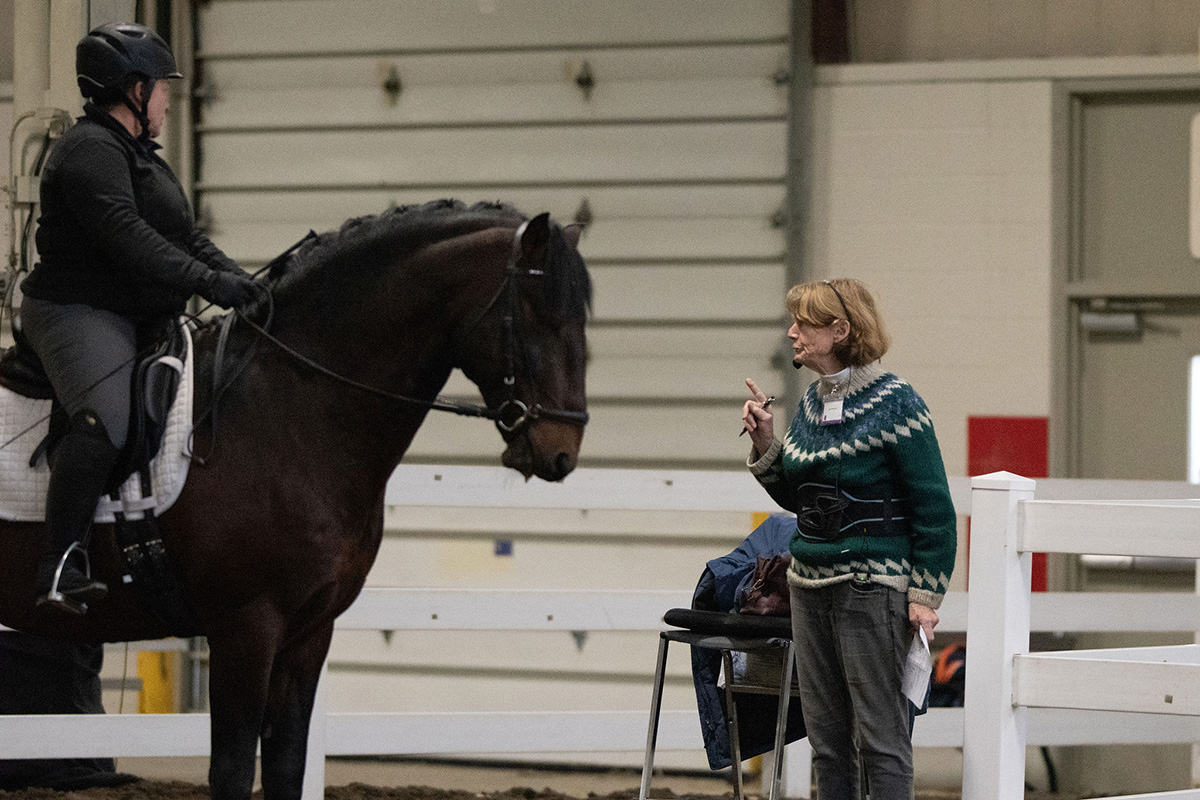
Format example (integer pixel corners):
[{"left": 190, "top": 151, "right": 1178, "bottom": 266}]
[{"left": 255, "top": 199, "right": 590, "bottom": 321}]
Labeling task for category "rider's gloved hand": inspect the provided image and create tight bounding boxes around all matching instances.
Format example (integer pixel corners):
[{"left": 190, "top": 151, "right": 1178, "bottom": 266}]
[{"left": 198, "top": 270, "right": 258, "bottom": 310}]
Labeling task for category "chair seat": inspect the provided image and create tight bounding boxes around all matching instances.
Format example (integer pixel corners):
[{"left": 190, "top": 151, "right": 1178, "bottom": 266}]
[{"left": 662, "top": 607, "right": 792, "bottom": 639}]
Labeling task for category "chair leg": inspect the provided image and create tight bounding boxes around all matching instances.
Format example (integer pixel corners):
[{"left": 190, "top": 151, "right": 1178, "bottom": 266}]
[
  {"left": 766, "top": 642, "right": 796, "bottom": 800},
  {"left": 721, "top": 650, "right": 746, "bottom": 800},
  {"left": 639, "top": 634, "right": 671, "bottom": 800}
]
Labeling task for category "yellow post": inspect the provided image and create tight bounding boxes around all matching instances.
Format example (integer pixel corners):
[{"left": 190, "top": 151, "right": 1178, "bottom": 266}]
[{"left": 137, "top": 651, "right": 178, "bottom": 713}]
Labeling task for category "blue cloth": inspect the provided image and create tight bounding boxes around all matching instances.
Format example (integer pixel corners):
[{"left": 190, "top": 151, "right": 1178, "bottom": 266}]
[{"left": 687, "top": 513, "right": 807, "bottom": 769}]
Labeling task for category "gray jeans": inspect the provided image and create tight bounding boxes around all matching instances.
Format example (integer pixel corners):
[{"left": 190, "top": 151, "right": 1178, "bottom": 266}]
[
  {"left": 20, "top": 297, "right": 136, "bottom": 450},
  {"left": 791, "top": 580, "right": 914, "bottom": 800}
]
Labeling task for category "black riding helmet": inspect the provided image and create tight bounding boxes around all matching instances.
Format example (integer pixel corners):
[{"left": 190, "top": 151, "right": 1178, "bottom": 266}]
[{"left": 76, "top": 22, "right": 182, "bottom": 141}]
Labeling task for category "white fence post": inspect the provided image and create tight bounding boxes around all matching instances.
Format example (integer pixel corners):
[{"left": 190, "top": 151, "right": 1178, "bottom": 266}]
[{"left": 962, "top": 471, "right": 1035, "bottom": 800}]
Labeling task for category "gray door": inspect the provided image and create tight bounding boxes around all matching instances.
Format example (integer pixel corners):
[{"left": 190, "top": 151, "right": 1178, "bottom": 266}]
[{"left": 1068, "top": 87, "right": 1200, "bottom": 482}]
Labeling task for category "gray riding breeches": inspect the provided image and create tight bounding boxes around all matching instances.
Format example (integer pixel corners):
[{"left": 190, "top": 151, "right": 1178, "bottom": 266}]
[{"left": 20, "top": 296, "right": 136, "bottom": 450}]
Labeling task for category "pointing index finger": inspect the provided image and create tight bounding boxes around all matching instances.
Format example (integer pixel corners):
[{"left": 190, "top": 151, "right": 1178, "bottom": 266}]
[{"left": 745, "top": 377, "right": 768, "bottom": 403}]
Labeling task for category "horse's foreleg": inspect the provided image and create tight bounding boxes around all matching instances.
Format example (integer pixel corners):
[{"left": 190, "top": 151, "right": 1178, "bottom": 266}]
[
  {"left": 206, "top": 609, "right": 283, "bottom": 800},
  {"left": 259, "top": 620, "right": 336, "bottom": 800}
]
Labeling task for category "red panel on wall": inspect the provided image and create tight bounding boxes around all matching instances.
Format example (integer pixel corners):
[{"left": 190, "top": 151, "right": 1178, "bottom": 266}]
[{"left": 967, "top": 416, "right": 1049, "bottom": 591}]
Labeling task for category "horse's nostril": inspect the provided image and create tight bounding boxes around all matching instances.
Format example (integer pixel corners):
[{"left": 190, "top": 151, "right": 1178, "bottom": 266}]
[{"left": 556, "top": 452, "right": 572, "bottom": 478}]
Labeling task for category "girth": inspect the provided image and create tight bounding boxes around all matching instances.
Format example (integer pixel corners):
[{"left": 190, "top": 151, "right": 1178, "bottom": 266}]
[{"left": 795, "top": 481, "right": 910, "bottom": 543}]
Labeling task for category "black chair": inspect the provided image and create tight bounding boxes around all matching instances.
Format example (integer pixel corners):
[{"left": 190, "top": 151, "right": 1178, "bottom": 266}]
[{"left": 638, "top": 608, "right": 799, "bottom": 800}]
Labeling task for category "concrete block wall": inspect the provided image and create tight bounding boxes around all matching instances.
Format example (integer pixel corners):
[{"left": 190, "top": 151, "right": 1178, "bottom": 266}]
[{"left": 808, "top": 71, "right": 1054, "bottom": 478}]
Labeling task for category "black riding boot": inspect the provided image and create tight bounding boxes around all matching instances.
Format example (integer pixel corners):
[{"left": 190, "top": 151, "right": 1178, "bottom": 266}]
[{"left": 35, "top": 411, "right": 120, "bottom": 614}]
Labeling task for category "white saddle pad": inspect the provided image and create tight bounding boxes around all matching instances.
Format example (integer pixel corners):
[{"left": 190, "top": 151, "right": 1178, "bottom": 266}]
[{"left": 0, "top": 323, "right": 194, "bottom": 523}]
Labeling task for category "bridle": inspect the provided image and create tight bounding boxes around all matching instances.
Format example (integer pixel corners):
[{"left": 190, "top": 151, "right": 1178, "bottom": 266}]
[
  {"left": 224, "top": 221, "right": 589, "bottom": 437},
  {"left": 464, "top": 219, "right": 590, "bottom": 433}
]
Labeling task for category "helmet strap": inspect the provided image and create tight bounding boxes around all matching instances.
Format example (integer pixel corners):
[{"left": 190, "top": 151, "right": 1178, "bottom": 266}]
[{"left": 121, "top": 78, "right": 155, "bottom": 144}]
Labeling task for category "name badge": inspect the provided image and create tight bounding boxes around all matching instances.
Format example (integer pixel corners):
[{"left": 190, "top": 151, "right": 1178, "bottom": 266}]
[{"left": 821, "top": 397, "right": 844, "bottom": 425}]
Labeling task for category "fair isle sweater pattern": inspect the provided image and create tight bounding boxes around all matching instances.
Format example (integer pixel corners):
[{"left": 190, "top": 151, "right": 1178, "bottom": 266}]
[
  {"left": 788, "top": 374, "right": 931, "bottom": 465},
  {"left": 748, "top": 363, "right": 957, "bottom": 609}
]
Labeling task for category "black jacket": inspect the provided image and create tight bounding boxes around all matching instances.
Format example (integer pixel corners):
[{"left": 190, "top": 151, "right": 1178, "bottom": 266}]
[{"left": 23, "top": 104, "right": 238, "bottom": 320}]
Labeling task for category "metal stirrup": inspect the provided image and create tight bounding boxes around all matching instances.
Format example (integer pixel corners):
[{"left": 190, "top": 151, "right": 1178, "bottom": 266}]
[{"left": 43, "top": 542, "right": 92, "bottom": 613}]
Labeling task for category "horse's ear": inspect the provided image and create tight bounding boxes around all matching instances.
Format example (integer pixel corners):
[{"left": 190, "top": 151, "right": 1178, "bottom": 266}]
[
  {"left": 562, "top": 223, "right": 583, "bottom": 250},
  {"left": 519, "top": 213, "right": 552, "bottom": 262}
]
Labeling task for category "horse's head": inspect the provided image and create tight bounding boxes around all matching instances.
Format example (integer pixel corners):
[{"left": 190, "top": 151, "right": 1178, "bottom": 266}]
[{"left": 455, "top": 213, "right": 591, "bottom": 482}]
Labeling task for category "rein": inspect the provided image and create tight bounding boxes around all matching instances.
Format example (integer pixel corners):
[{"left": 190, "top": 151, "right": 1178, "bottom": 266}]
[{"left": 217, "top": 222, "right": 588, "bottom": 436}]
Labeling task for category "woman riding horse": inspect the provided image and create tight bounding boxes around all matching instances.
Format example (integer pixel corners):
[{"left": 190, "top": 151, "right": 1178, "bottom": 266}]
[
  {"left": 21, "top": 22, "right": 257, "bottom": 612},
  {"left": 1, "top": 197, "right": 591, "bottom": 800}
]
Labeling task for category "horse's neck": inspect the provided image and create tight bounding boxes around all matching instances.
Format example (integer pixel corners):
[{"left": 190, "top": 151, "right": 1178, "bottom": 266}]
[
  {"left": 195, "top": 291, "right": 456, "bottom": 490},
  {"left": 199, "top": 227, "right": 508, "bottom": 484}
]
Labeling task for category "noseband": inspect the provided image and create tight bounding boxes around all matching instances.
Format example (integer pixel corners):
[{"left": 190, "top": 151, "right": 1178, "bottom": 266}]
[{"left": 227, "top": 222, "right": 588, "bottom": 437}]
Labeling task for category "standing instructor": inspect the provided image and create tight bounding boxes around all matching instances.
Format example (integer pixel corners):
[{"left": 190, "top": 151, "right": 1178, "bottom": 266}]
[{"left": 741, "top": 278, "right": 956, "bottom": 799}]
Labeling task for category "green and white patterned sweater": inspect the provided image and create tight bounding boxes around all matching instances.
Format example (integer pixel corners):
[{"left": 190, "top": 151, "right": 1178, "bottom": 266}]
[{"left": 748, "top": 363, "right": 956, "bottom": 608}]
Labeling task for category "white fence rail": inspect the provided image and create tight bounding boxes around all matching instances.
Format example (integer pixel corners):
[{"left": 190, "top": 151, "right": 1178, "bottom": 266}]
[
  {"left": 962, "top": 472, "right": 1200, "bottom": 800},
  {"left": 4, "top": 466, "right": 1200, "bottom": 800}
]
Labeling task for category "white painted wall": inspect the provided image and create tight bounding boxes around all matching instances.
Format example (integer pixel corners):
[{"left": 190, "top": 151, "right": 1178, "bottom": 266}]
[{"left": 808, "top": 69, "right": 1054, "bottom": 477}]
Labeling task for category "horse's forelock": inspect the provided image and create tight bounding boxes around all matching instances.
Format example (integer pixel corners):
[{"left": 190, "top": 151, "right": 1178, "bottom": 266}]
[{"left": 545, "top": 224, "right": 593, "bottom": 321}]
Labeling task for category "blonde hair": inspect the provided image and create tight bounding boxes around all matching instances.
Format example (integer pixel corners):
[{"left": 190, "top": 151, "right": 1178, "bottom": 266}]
[{"left": 785, "top": 278, "right": 890, "bottom": 367}]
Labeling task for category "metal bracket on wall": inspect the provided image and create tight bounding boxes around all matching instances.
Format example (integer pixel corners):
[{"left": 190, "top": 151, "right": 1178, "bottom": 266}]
[
  {"left": 192, "top": 79, "right": 217, "bottom": 107},
  {"left": 378, "top": 62, "right": 403, "bottom": 106},
  {"left": 574, "top": 60, "right": 595, "bottom": 101}
]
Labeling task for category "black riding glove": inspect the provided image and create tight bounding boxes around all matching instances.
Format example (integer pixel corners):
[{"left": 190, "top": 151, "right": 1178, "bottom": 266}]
[{"left": 198, "top": 270, "right": 258, "bottom": 309}]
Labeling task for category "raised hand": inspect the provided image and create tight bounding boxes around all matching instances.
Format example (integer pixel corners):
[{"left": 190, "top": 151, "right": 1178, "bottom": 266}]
[{"left": 741, "top": 377, "right": 775, "bottom": 457}]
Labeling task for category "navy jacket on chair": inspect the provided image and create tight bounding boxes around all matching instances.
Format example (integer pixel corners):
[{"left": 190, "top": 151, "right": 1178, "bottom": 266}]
[{"left": 686, "top": 513, "right": 806, "bottom": 770}]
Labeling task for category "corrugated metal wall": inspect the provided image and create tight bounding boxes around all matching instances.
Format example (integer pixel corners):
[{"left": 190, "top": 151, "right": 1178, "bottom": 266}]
[
  {"left": 0, "top": 85, "right": 11, "bottom": 270},
  {"left": 193, "top": 0, "right": 792, "bottom": 471},
  {"left": 848, "top": 0, "right": 1200, "bottom": 62}
]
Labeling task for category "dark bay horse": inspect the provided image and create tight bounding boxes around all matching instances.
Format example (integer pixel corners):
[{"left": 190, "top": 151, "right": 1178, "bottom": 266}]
[{"left": 0, "top": 200, "right": 591, "bottom": 800}]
